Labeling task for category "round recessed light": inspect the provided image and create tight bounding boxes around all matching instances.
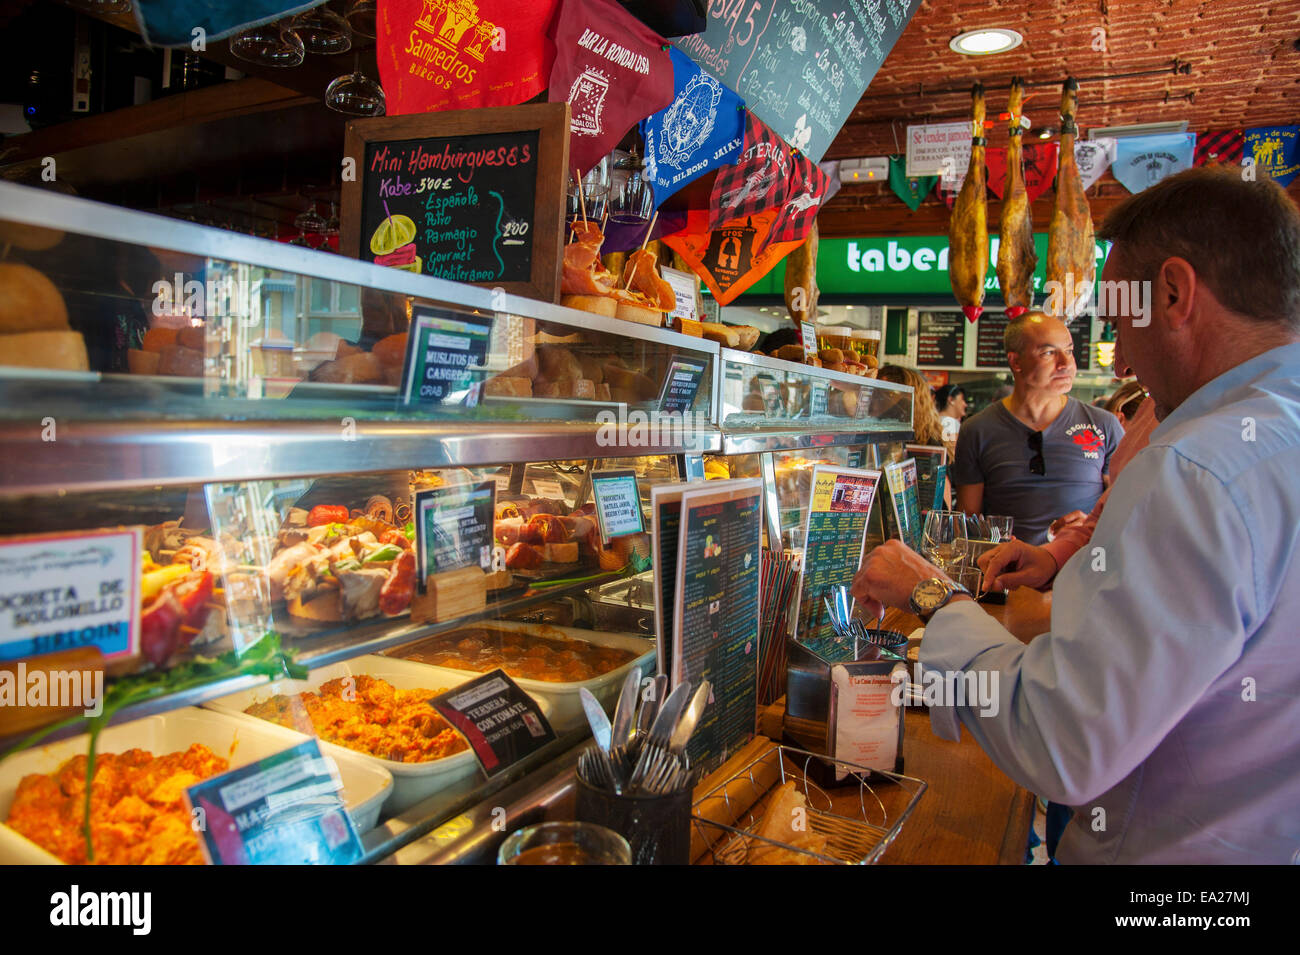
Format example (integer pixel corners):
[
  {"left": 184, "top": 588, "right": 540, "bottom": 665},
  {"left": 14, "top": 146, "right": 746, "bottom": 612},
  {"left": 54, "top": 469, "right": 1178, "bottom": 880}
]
[{"left": 950, "top": 28, "right": 1023, "bottom": 56}]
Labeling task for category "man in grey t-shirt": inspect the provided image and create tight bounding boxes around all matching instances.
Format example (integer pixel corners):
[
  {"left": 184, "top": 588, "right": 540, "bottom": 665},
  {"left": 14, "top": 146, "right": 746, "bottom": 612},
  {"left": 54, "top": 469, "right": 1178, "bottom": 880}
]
[{"left": 953, "top": 312, "right": 1120, "bottom": 545}]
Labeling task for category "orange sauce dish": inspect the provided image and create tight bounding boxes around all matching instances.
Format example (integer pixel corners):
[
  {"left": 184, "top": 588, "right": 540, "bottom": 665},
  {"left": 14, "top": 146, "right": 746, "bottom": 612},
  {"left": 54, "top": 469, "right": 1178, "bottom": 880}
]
[
  {"left": 6, "top": 743, "right": 228, "bottom": 865},
  {"left": 244, "top": 675, "right": 468, "bottom": 763},
  {"left": 399, "top": 628, "right": 636, "bottom": 683}
]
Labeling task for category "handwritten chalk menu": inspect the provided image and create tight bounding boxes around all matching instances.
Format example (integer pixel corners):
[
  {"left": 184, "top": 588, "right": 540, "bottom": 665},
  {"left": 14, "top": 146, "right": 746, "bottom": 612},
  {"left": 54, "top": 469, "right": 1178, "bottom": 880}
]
[
  {"left": 671, "top": 479, "right": 763, "bottom": 774},
  {"left": 342, "top": 104, "right": 569, "bottom": 302},
  {"left": 916, "top": 311, "right": 965, "bottom": 367},
  {"left": 906, "top": 445, "right": 948, "bottom": 514},
  {"left": 977, "top": 312, "right": 1010, "bottom": 368},
  {"left": 789, "top": 466, "right": 881, "bottom": 649},
  {"left": 674, "top": 0, "right": 922, "bottom": 163},
  {"left": 414, "top": 480, "right": 495, "bottom": 591},
  {"left": 431, "top": 670, "right": 555, "bottom": 776},
  {"left": 883, "top": 459, "right": 922, "bottom": 551},
  {"left": 187, "top": 740, "right": 363, "bottom": 866},
  {"left": 0, "top": 528, "right": 141, "bottom": 663}
]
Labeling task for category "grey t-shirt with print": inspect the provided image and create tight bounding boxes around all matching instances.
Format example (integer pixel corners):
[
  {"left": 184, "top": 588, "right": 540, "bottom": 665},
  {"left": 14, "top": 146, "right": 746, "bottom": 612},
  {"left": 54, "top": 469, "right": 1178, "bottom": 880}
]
[{"left": 950, "top": 398, "right": 1121, "bottom": 545}]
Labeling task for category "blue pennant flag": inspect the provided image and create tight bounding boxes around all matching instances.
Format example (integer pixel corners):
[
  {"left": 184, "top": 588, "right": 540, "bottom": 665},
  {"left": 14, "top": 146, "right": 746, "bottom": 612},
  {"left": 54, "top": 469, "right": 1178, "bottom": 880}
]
[
  {"left": 134, "top": 0, "right": 326, "bottom": 47},
  {"left": 1112, "top": 133, "right": 1197, "bottom": 194},
  {"left": 1245, "top": 126, "right": 1300, "bottom": 188},
  {"left": 640, "top": 47, "right": 744, "bottom": 210}
]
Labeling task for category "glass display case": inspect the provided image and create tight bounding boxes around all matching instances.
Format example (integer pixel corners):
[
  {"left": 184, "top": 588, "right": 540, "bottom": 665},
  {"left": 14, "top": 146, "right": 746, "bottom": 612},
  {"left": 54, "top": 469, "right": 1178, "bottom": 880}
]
[{"left": 0, "top": 184, "right": 917, "bottom": 865}]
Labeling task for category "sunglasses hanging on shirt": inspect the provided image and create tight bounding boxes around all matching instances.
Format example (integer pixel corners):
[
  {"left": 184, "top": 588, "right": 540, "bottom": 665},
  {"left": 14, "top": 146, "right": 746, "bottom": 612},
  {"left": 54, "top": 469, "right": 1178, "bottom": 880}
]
[{"left": 1028, "top": 430, "right": 1046, "bottom": 475}]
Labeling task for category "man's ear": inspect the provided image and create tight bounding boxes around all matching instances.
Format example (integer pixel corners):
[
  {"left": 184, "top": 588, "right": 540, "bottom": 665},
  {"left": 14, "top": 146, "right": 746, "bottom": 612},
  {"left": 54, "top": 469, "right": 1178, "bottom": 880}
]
[
  {"left": 1006, "top": 352, "right": 1022, "bottom": 375},
  {"left": 1158, "top": 257, "right": 1197, "bottom": 330}
]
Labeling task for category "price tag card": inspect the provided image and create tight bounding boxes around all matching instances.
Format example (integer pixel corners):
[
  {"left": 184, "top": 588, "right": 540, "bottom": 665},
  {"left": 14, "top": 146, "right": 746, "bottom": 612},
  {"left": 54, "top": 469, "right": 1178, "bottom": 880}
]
[
  {"left": 186, "top": 739, "right": 363, "bottom": 865},
  {"left": 682, "top": 455, "right": 706, "bottom": 482},
  {"left": 810, "top": 382, "right": 829, "bottom": 417},
  {"left": 414, "top": 480, "right": 496, "bottom": 592},
  {"left": 494, "top": 473, "right": 512, "bottom": 494},
  {"left": 801, "top": 321, "right": 819, "bottom": 363},
  {"left": 591, "top": 469, "right": 645, "bottom": 544},
  {"left": 661, "top": 266, "right": 699, "bottom": 323},
  {"left": 399, "top": 306, "right": 493, "bottom": 407},
  {"left": 0, "top": 528, "right": 142, "bottom": 663},
  {"left": 657, "top": 355, "right": 709, "bottom": 415},
  {"left": 430, "top": 670, "right": 556, "bottom": 776},
  {"left": 531, "top": 478, "right": 565, "bottom": 501}
]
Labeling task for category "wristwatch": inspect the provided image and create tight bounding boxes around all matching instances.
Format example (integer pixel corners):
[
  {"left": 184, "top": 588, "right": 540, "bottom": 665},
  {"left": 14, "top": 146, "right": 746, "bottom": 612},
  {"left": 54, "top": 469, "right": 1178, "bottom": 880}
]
[{"left": 908, "top": 577, "right": 972, "bottom": 621}]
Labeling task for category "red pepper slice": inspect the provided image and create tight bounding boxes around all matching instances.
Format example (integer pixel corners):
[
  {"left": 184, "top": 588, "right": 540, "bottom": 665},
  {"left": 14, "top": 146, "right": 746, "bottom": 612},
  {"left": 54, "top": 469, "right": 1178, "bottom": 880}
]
[
  {"left": 308, "top": 505, "right": 351, "bottom": 527},
  {"left": 173, "top": 571, "right": 214, "bottom": 633},
  {"left": 141, "top": 593, "right": 184, "bottom": 667}
]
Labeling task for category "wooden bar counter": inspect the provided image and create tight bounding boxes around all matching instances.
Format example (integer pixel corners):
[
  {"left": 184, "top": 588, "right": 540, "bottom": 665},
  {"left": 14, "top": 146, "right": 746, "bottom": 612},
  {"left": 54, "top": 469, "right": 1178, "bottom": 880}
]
[{"left": 755, "top": 587, "right": 1052, "bottom": 865}]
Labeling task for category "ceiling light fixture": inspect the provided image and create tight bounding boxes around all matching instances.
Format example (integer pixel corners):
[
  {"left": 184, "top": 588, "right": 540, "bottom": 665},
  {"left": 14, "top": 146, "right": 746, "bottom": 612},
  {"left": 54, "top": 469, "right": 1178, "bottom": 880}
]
[{"left": 949, "top": 28, "right": 1023, "bottom": 56}]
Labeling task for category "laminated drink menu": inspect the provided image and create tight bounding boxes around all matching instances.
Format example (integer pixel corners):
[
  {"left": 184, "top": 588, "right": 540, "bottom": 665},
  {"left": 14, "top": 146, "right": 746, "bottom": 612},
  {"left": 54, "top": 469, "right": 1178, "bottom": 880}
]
[
  {"left": 666, "top": 479, "right": 763, "bottom": 775},
  {"left": 882, "top": 459, "right": 922, "bottom": 552}
]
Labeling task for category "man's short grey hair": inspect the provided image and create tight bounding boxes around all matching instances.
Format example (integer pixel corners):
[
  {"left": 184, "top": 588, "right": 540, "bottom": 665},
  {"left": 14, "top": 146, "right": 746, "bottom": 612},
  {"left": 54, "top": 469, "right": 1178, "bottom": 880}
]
[{"left": 1004, "top": 310, "right": 1051, "bottom": 355}]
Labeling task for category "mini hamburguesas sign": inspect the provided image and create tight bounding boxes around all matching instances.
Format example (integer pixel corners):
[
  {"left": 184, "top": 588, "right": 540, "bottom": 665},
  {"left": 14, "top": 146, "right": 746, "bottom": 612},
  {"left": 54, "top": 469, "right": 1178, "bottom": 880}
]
[{"left": 0, "top": 528, "right": 141, "bottom": 663}]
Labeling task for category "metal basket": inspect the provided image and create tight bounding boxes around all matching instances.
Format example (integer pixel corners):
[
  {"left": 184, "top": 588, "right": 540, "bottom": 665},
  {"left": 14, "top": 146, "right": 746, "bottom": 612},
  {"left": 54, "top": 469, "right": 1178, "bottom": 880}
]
[{"left": 691, "top": 744, "right": 927, "bottom": 865}]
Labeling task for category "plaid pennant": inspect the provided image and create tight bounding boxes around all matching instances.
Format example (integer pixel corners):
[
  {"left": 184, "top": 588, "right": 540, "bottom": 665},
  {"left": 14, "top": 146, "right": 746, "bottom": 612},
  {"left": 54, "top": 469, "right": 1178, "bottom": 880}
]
[
  {"left": 1195, "top": 129, "right": 1244, "bottom": 166},
  {"left": 708, "top": 113, "right": 791, "bottom": 231},
  {"left": 768, "top": 151, "right": 830, "bottom": 245}
]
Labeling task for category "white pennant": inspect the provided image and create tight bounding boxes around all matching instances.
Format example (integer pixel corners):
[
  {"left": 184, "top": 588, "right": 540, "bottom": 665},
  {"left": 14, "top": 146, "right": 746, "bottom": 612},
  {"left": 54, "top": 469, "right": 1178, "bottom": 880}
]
[{"left": 1075, "top": 137, "right": 1117, "bottom": 192}]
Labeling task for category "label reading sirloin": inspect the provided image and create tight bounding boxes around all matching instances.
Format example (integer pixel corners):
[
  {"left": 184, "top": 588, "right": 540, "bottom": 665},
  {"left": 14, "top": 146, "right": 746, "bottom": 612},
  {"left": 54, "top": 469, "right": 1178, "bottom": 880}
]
[
  {"left": 431, "top": 670, "right": 555, "bottom": 776},
  {"left": 186, "top": 739, "right": 363, "bottom": 865},
  {"left": 591, "top": 469, "right": 645, "bottom": 544},
  {"left": 400, "top": 306, "right": 493, "bottom": 406},
  {"left": 0, "top": 528, "right": 141, "bottom": 663}
]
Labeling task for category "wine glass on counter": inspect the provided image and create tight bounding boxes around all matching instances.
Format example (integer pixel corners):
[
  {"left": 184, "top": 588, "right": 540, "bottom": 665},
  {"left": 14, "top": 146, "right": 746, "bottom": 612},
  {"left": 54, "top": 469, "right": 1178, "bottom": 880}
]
[
  {"left": 567, "top": 157, "right": 611, "bottom": 224},
  {"left": 608, "top": 146, "right": 654, "bottom": 225},
  {"left": 921, "top": 510, "right": 968, "bottom": 579}
]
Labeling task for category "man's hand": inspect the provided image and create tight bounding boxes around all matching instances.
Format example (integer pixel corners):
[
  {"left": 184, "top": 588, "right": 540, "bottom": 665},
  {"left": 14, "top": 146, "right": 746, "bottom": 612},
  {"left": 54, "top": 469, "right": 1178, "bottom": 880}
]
[
  {"left": 1048, "top": 510, "right": 1088, "bottom": 540},
  {"left": 851, "top": 539, "right": 949, "bottom": 619},
  {"left": 978, "top": 539, "right": 1060, "bottom": 591}
]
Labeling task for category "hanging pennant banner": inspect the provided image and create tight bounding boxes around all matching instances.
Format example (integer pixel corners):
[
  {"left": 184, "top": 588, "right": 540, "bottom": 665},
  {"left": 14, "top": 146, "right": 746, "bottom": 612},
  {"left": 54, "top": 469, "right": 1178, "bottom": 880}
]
[
  {"left": 1112, "top": 133, "right": 1197, "bottom": 194},
  {"left": 641, "top": 47, "right": 745, "bottom": 210},
  {"left": 889, "top": 155, "right": 936, "bottom": 211},
  {"left": 818, "top": 160, "right": 842, "bottom": 205},
  {"left": 378, "top": 0, "right": 558, "bottom": 116},
  {"left": 987, "top": 142, "right": 1059, "bottom": 201},
  {"left": 547, "top": 0, "right": 674, "bottom": 175},
  {"left": 134, "top": 0, "right": 322, "bottom": 47},
  {"left": 769, "top": 153, "right": 830, "bottom": 244},
  {"left": 708, "top": 113, "right": 791, "bottom": 230},
  {"left": 660, "top": 209, "right": 803, "bottom": 305},
  {"left": 1194, "top": 129, "right": 1244, "bottom": 167},
  {"left": 1245, "top": 126, "right": 1300, "bottom": 187},
  {"left": 1075, "top": 137, "right": 1117, "bottom": 191}
]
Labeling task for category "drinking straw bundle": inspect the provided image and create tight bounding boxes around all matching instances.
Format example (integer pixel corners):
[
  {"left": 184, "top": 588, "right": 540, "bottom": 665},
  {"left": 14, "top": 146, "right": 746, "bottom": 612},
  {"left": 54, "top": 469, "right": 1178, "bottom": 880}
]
[{"left": 758, "top": 548, "right": 800, "bottom": 705}]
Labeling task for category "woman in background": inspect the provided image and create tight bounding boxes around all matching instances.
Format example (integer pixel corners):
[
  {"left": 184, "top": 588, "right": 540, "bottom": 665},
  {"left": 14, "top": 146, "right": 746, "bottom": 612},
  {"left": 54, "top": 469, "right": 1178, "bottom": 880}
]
[
  {"left": 934, "top": 384, "right": 969, "bottom": 444},
  {"left": 1104, "top": 379, "right": 1148, "bottom": 431},
  {"left": 878, "top": 364, "right": 953, "bottom": 507}
]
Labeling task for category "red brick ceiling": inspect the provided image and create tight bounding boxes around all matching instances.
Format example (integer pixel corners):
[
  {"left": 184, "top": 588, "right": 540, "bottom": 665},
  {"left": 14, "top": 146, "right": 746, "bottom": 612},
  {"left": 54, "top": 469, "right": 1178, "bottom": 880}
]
[
  {"left": 820, "top": 0, "right": 1300, "bottom": 236},
  {"left": 828, "top": 0, "right": 1300, "bottom": 159}
]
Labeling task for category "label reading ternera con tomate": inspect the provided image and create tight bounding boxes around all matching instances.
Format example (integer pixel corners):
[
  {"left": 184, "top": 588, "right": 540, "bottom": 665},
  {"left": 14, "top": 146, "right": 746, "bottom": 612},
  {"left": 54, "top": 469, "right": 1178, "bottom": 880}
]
[{"left": 361, "top": 131, "right": 538, "bottom": 285}]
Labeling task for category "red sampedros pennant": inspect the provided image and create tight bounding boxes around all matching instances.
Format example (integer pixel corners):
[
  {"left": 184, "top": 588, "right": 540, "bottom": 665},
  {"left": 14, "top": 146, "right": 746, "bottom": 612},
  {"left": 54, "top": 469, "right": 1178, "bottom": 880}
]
[
  {"left": 548, "top": 0, "right": 673, "bottom": 175},
  {"left": 379, "top": 0, "right": 558, "bottom": 115},
  {"left": 661, "top": 209, "right": 803, "bottom": 306}
]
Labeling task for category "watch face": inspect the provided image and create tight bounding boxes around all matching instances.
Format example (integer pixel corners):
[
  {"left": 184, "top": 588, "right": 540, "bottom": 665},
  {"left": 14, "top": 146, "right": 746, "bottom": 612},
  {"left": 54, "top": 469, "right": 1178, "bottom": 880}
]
[{"left": 913, "top": 577, "right": 950, "bottom": 613}]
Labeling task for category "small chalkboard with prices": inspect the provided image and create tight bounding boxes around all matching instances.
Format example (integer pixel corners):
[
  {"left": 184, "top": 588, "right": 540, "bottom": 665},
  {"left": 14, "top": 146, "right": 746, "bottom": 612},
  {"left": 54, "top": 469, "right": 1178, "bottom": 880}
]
[{"left": 342, "top": 103, "right": 570, "bottom": 302}]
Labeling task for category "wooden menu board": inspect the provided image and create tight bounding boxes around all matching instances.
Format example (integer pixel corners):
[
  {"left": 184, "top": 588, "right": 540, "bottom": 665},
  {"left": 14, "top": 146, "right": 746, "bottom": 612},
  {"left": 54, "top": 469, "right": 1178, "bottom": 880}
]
[{"left": 342, "top": 103, "right": 569, "bottom": 302}]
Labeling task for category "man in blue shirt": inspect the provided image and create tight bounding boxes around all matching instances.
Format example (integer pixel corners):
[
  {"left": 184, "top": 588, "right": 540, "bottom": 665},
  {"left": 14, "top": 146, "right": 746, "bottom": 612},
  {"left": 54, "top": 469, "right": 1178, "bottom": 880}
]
[{"left": 853, "top": 166, "right": 1300, "bottom": 862}]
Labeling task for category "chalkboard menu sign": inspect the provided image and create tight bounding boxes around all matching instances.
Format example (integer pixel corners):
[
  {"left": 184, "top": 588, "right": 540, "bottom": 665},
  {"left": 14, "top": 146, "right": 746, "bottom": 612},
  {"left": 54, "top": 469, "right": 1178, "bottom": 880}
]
[
  {"left": 1070, "top": 319, "right": 1092, "bottom": 371},
  {"left": 674, "top": 0, "right": 922, "bottom": 163},
  {"left": 977, "top": 313, "right": 1092, "bottom": 370},
  {"left": 916, "top": 310, "right": 965, "bottom": 367},
  {"left": 976, "top": 312, "right": 1010, "bottom": 368},
  {"left": 342, "top": 103, "right": 569, "bottom": 302}
]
